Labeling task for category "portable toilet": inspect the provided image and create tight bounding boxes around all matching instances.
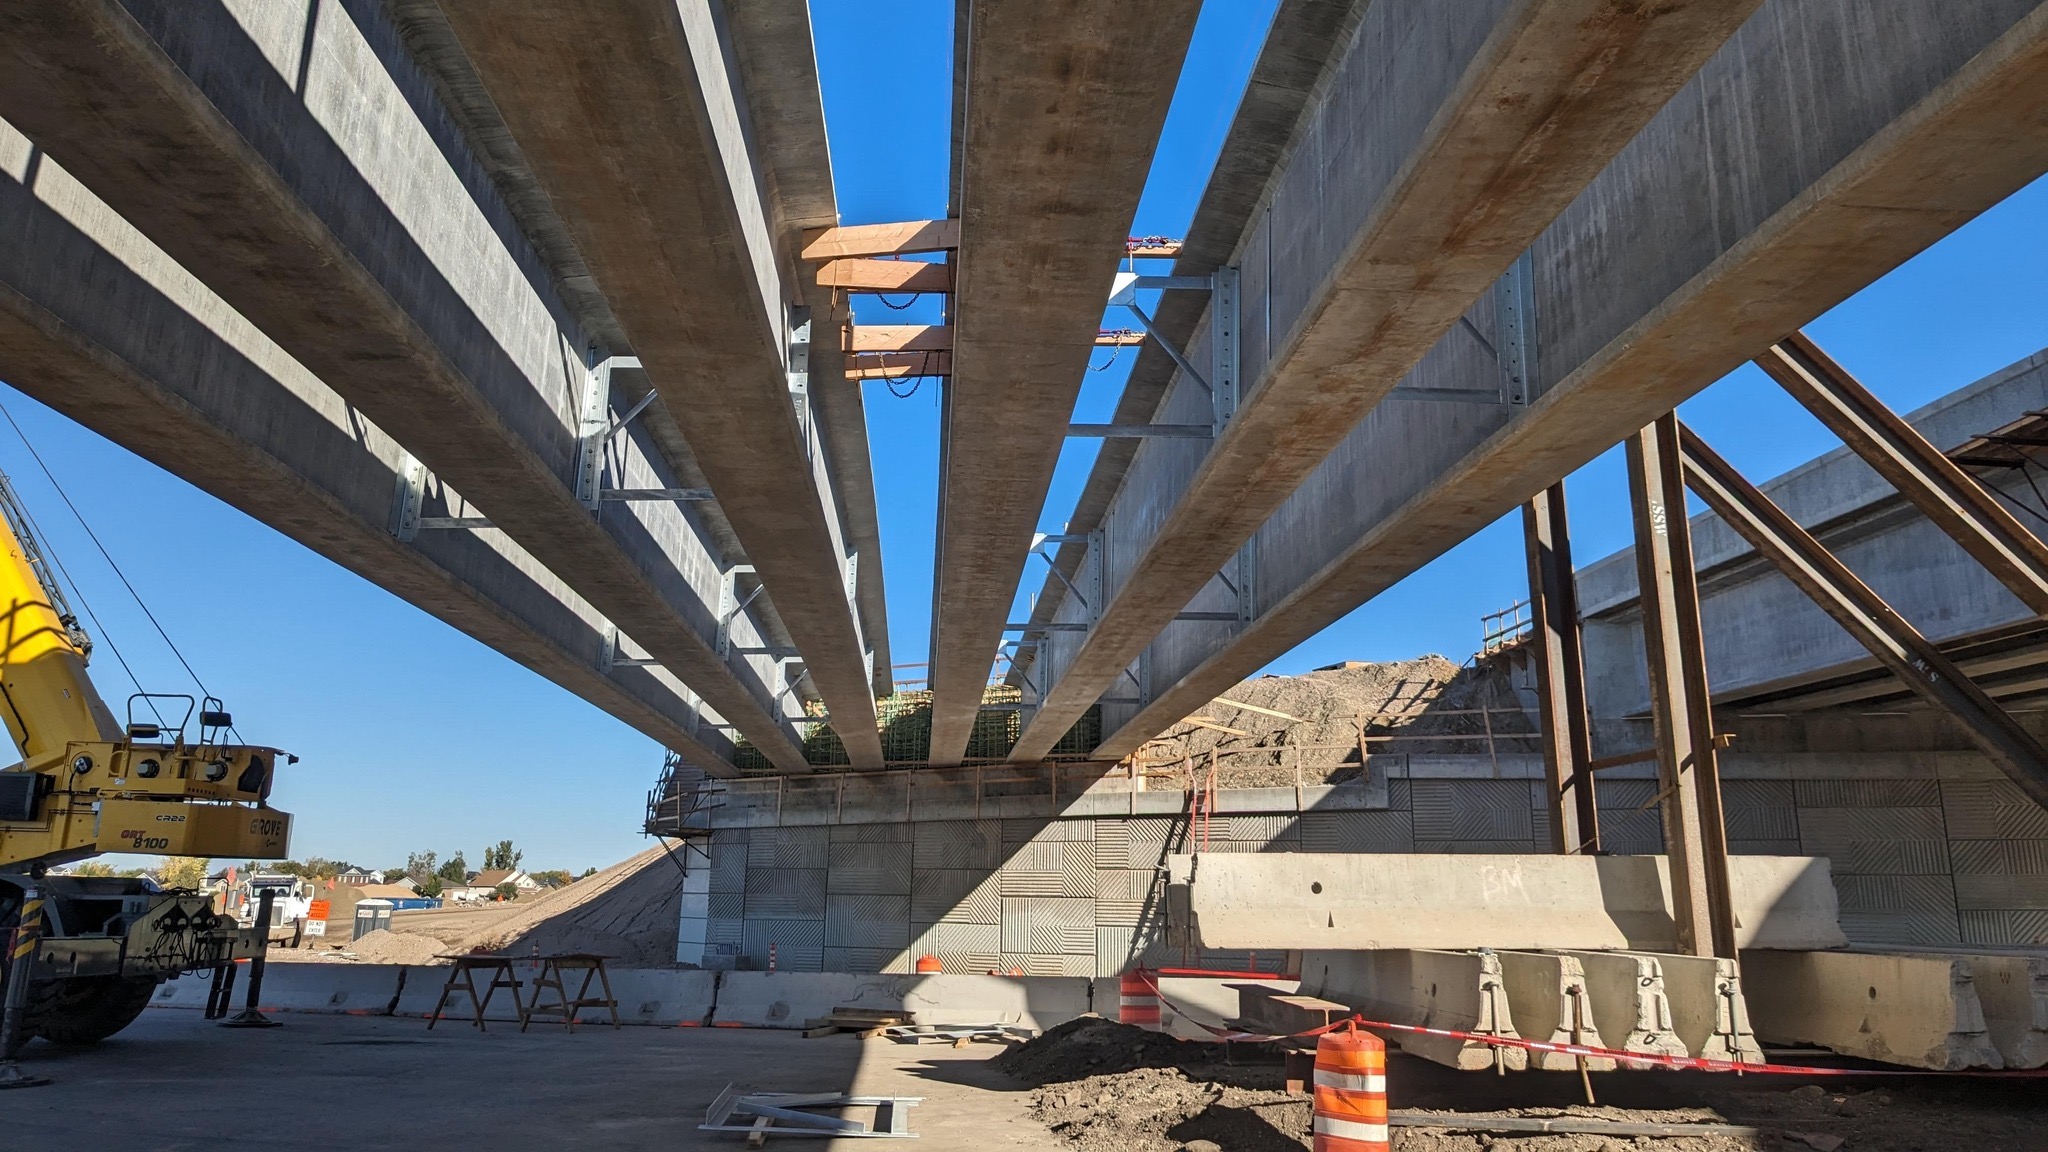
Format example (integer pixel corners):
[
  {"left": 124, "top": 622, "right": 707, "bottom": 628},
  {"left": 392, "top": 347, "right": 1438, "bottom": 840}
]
[{"left": 354, "top": 899, "right": 394, "bottom": 939}]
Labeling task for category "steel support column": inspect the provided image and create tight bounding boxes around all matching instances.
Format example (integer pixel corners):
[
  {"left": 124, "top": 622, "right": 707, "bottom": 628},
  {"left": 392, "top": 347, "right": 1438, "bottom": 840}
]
[
  {"left": 1626, "top": 415, "right": 1735, "bottom": 960},
  {"left": 1758, "top": 332, "right": 2048, "bottom": 615},
  {"left": 1678, "top": 424, "right": 2048, "bottom": 812},
  {"left": 1523, "top": 483, "right": 1599, "bottom": 855}
]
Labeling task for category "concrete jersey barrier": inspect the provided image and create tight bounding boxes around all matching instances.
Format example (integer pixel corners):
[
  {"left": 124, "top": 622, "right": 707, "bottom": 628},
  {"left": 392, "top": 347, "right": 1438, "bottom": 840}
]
[{"left": 1167, "top": 853, "right": 1847, "bottom": 952}]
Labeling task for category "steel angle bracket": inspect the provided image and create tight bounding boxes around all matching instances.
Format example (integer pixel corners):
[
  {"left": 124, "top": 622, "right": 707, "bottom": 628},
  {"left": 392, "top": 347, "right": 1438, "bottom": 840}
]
[
  {"left": 390, "top": 455, "right": 493, "bottom": 539},
  {"left": 714, "top": 565, "right": 760, "bottom": 660},
  {"left": 600, "top": 627, "right": 661, "bottom": 673},
  {"left": 574, "top": 354, "right": 645, "bottom": 510},
  {"left": 1388, "top": 251, "right": 1537, "bottom": 408}
]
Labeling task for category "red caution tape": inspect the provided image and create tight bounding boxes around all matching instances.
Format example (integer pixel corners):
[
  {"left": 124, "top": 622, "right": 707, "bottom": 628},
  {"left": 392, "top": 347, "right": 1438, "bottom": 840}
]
[{"left": 1135, "top": 973, "right": 2048, "bottom": 1078}]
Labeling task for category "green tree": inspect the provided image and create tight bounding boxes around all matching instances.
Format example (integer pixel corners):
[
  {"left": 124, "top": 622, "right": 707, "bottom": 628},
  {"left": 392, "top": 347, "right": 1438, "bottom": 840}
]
[
  {"left": 482, "top": 840, "right": 523, "bottom": 871},
  {"left": 69, "top": 861, "right": 116, "bottom": 877},
  {"left": 527, "top": 869, "right": 572, "bottom": 888},
  {"left": 381, "top": 868, "right": 408, "bottom": 884},
  {"left": 417, "top": 874, "right": 443, "bottom": 898},
  {"left": 437, "top": 852, "right": 468, "bottom": 882},
  {"left": 156, "top": 857, "right": 209, "bottom": 888},
  {"left": 493, "top": 883, "right": 518, "bottom": 902},
  {"left": 405, "top": 850, "right": 438, "bottom": 885},
  {"left": 578, "top": 866, "right": 597, "bottom": 879}
]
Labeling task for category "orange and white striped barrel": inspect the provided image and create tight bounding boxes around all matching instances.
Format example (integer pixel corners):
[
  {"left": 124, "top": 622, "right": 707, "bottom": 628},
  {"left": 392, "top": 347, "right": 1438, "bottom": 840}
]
[
  {"left": 1312, "top": 1024, "right": 1388, "bottom": 1151},
  {"left": 1117, "top": 968, "right": 1160, "bottom": 1029}
]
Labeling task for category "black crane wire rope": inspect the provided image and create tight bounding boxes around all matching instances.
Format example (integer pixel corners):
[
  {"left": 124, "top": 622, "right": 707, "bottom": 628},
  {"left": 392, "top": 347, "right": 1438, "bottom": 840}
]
[{"left": 0, "top": 397, "right": 240, "bottom": 741}]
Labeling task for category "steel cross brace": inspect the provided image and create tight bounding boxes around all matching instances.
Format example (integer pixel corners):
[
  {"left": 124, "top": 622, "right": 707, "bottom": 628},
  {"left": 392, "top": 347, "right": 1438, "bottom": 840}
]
[
  {"left": 390, "top": 455, "right": 497, "bottom": 539},
  {"left": 714, "top": 565, "right": 761, "bottom": 659},
  {"left": 1389, "top": 251, "right": 1536, "bottom": 407},
  {"left": 1101, "top": 269, "right": 1240, "bottom": 434},
  {"left": 1757, "top": 332, "right": 2048, "bottom": 616},
  {"left": 574, "top": 355, "right": 646, "bottom": 510},
  {"left": 1679, "top": 422, "right": 2048, "bottom": 811},
  {"left": 600, "top": 627, "right": 661, "bottom": 672}
]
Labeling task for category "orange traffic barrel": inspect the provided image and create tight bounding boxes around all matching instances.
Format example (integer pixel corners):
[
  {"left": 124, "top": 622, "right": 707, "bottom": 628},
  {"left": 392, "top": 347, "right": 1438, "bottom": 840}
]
[
  {"left": 914, "top": 954, "right": 942, "bottom": 974},
  {"left": 1312, "top": 1023, "right": 1388, "bottom": 1151},
  {"left": 1117, "top": 968, "right": 1160, "bottom": 1029}
]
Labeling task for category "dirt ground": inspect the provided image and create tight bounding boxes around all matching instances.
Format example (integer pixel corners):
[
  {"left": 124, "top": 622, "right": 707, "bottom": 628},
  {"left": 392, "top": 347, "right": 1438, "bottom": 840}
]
[
  {"left": 994, "top": 1017, "right": 2048, "bottom": 1152},
  {"left": 271, "top": 845, "right": 688, "bottom": 967},
  {"left": 1134, "top": 656, "right": 1538, "bottom": 789}
]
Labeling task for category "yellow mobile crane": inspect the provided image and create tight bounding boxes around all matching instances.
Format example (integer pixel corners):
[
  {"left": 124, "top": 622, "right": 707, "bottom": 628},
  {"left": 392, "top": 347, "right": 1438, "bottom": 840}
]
[{"left": 0, "top": 469, "right": 292, "bottom": 1056}]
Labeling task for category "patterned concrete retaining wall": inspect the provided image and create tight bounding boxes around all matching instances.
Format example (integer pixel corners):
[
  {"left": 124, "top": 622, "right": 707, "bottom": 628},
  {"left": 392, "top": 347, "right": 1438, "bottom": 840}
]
[{"left": 687, "top": 750, "right": 2048, "bottom": 973}]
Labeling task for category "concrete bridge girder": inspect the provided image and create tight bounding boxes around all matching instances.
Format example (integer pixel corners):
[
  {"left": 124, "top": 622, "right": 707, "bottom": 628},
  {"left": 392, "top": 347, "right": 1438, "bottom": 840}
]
[
  {"left": 1005, "top": 0, "right": 1771, "bottom": 763},
  {"left": 0, "top": 116, "right": 744, "bottom": 769},
  {"left": 921, "top": 0, "right": 1207, "bottom": 767},
  {"left": 0, "top": 0, "right": 828, "bottom": 771},
  {"left": 1037, "top": 0, "right": 2048, "bottom": 764},
  {"left": 430, "top": 0, "right": 886, "bottom": 766}
]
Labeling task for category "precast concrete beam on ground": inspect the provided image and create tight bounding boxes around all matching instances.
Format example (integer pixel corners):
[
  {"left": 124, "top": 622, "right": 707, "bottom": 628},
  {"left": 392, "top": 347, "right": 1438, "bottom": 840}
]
[
  {"left": 0, "top": 3, "right": 816, "bottom": 768},
  {"left": 433, "top": 0, "right": 883, "bottom": 765},
  {"left": 1008, "top": 0, "right": 1766, "bottom": 763},
  {"left": 1742, "top": 950, "right": 2008, "bottom": 1070},
  {"left": 1495, "top": 952, "right": 1614, "bottom": 1071},
  {"left": 1962, "top": 952, "right": 2048, "bottom": 1068},
  {"left": 0, "top": 118, "right": 745, "bottom": 772},
  {"left": 1086, "top": 0, "right": 2048, "bottom": 763},
  {"left": 1559, "top": 951, "right": 1690, "bottom": 1064},
  {"left": 921, "top": 0, "right": 1204, "bottom": 767},
  {"left": 1163, "top": 853, "right": 1848, "bottom": 953},
  {"left": 1594, "top": 952, "right": 1761, "bottom": 1065},
  {"left": 1300, "top": 949, "right": 1529, "bottom": 1071}
]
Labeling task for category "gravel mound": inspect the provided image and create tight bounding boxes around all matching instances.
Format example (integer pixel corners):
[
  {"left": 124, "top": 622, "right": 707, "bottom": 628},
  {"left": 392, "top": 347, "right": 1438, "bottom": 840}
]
[
  {"left": 344, "top": 929, "right": 448, "bottom": 966},
  {"left": 1136, "top": 656, "right": 1536, "bottom": 788}
]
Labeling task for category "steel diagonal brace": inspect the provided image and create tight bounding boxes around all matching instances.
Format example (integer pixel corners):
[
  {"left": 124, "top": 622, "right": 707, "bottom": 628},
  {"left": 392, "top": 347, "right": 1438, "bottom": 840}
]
[
  {"left": 1678, "top": 423, "right": 2048, "bottom": 809},
  {"left": 1757, "top": 332, "right": 2048, "bottom": 615}
]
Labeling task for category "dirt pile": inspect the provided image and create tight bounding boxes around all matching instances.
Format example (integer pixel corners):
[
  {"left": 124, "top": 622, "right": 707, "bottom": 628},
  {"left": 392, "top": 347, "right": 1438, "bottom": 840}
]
[
  {"left": 442, "top": 844, "right": 685, "bottom": 967},
  {"left": 284, "top": 845, "right": 688, "bottom": 968},
  {"left": 994, "top": 1022, "right": 2043, "bottom": 1152},
  {"left": 1136, "top": 656, "right": 1534, "bottom": 788},
  {"left": 343, "top": 929, "right": 447, "bottom": 966},
  {"left": 994, "top": 1016, "right": 1259, "bottom": 1085}
]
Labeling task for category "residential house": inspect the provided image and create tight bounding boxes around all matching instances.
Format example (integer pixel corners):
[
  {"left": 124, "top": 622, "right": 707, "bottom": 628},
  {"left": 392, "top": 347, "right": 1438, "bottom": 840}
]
[
  {"left": 333, "top": 865, "right": 380, "bottom": 886},
  {"left": 471, "top": 869, "right": 540, "bottom": 898}
]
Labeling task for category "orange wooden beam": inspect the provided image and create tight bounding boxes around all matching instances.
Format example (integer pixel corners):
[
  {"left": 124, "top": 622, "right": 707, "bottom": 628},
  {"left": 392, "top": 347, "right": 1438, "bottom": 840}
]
[
  {"left": 847, "top": 325, "right": 952, "bottom": 353},
  {"left": 802, "top": 219, "right": 960, "bottom": 261},
  {"left": 847, "top": 350, "right": 953, "bottom": 380},
  {"left": 815, "top": 258, "right": 953, "bottom": 293},
  {"left": 1095, "top": 329, "right": 1145, "bottom": 346},
  {"left": 1125, "top": 238, "right": 1183, "bottom": 258}
]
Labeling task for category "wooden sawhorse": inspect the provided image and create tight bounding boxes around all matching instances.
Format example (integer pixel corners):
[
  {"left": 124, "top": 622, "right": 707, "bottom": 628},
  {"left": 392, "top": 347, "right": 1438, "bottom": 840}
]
[
  {"left": 522, "top": 953, "right": 621, "bottom": 1032},
  {"left": 426, "top": 954, "right": 528, "bottom": 1031}
]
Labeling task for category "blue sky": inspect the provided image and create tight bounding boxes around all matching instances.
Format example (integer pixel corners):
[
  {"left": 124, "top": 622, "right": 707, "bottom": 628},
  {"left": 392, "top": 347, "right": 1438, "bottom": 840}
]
[{"left": 3, "top": 2, "right": 2044, "bottom": 869}]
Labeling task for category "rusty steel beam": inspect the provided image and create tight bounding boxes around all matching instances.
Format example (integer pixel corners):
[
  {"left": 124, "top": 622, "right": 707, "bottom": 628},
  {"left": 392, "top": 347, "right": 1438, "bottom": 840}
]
[
  {"left": 815, "top": 257, "right": 952, "bottom": 293},
  {"left": 800, "top": 219, "right": 960, "bottom": 260},
  {"left": 1678, "top": 422, "right": 2048, "bottom": 812},
  {"left": 1523, "top": 483, "right": 1599, "bottom": 855},
  {"left": 1627, "top": 415, "right": 1737, "bottom": 961},
  {"left": 1758, "top": 331, "right": 2048, "bottom": 616}
]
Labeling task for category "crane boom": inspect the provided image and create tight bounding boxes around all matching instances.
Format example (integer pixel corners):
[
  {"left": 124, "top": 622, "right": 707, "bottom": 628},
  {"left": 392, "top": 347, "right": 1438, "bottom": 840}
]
[
  {"left": 0, "top": 471, "right": 122, "bottom": 758},
  {"left": 0, "top": 465, "right": 296, "bottom": 1055}
]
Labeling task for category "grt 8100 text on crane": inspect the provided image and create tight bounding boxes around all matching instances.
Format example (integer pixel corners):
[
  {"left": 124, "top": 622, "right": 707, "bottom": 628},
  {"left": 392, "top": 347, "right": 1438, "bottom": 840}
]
[{"left": 0, "top": 470, "right": 293, "bottom": 1058}]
